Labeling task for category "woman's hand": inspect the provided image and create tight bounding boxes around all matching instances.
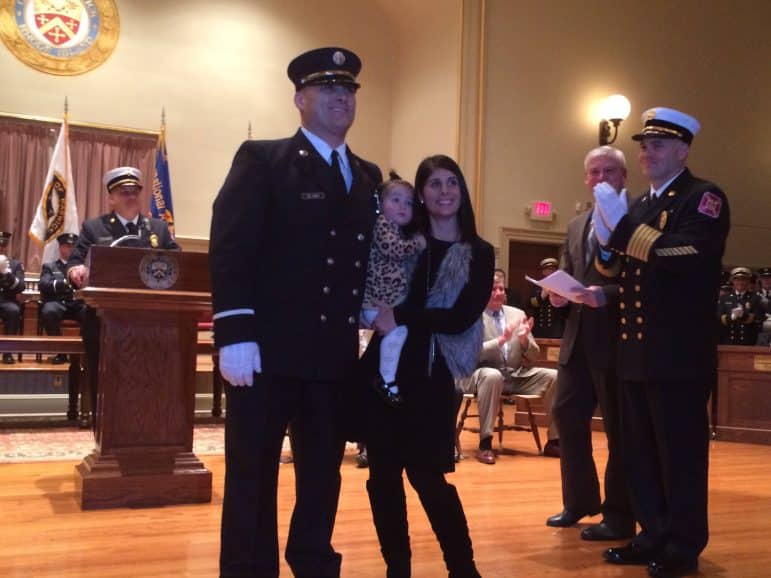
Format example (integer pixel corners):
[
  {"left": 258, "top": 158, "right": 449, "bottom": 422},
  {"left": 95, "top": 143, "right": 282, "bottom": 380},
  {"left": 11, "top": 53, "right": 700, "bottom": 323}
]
[{"left": 372, "top": 305, "right": 397, "bottom": 335}]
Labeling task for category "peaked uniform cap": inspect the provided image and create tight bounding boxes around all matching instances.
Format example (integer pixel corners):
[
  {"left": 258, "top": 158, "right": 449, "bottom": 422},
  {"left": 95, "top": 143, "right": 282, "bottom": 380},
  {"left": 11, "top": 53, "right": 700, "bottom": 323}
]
[
  {"left": 632, "top": 107, "right": 701, "bottom": 144},
  {"left": 287, "top": 47, "right": 362, "bottom": 91},
  {"left": 103, "top": 167, "right": 143, "bottom": 192}
]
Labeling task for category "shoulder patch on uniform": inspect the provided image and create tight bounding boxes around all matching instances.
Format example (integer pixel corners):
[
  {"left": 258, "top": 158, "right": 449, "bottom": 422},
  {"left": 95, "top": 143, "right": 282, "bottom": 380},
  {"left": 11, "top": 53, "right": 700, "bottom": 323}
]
[{"left": 697, "top": 191, "right": 722, "bottom": 218}]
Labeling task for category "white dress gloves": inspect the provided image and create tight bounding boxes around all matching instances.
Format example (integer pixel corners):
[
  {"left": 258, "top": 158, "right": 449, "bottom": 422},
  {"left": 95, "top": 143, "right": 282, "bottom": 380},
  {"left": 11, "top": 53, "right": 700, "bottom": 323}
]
[
  {"left": 593, "top": 183, "right": 628, "bottom": 231},
  {"left": 219, "top": 341, "right": 262, "bottom": 386},
  {"left": 591, "top": 207, "right": 611, "bottom": 246}
]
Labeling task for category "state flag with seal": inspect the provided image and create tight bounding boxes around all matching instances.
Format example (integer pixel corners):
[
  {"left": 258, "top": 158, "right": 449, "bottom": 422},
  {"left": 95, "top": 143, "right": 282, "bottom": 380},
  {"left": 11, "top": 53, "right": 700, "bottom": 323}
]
[{"left": 29, "top": 118, "right": 80, "bottom": 263}]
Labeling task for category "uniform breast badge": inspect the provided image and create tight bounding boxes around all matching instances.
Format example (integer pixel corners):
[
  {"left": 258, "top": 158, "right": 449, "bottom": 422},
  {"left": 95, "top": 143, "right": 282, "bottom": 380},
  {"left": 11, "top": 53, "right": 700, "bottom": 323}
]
[{"left": 0, "top": 0, "right": 120, "bottom": 75}]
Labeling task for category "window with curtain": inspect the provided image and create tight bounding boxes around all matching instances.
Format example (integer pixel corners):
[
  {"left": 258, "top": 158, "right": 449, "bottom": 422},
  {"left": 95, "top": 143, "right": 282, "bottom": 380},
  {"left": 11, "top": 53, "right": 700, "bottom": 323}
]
[{"left": 0, "top": 115, "right": 157, "bottom": 273}]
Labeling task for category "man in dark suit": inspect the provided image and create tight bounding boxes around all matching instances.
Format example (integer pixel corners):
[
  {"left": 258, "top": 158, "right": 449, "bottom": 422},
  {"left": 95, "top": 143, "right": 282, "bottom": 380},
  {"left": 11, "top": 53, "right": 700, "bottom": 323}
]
[
  {"left": 545, "top": 146, "right": 634, "bottom": 541},
  {"left": 589, "top": 108, "right": 730, "bottom": 577},
  {"left": 39, "top": 233, "right": 87, "bottom": 364},
  {"left": 209, "top": 47, "right": 380, "bottom": 578},
  {"left": 717, "top": 266, "right": 763, "bottom": 345},
  {"left": 66, "top": 166, "right": 179, "bottom": 422},
  {"left": 0, "top": 231, "right": 25, "bottom": 364}
]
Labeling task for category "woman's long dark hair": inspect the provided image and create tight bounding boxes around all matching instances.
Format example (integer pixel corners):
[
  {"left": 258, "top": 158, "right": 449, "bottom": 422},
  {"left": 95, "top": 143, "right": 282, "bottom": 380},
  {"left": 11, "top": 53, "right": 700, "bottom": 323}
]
[{"left": 413, "top": 155, "right": 479, "bottom": 243}]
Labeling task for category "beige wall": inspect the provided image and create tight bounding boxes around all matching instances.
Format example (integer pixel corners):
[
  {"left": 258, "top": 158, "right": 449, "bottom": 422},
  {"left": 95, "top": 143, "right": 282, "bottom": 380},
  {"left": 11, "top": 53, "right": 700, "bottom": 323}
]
[
  {"left": 0, "top": 0, "right": 395, "bottom": 240},
  {"left": 480, "top": 0, "right": 771, "bottom": 267}
]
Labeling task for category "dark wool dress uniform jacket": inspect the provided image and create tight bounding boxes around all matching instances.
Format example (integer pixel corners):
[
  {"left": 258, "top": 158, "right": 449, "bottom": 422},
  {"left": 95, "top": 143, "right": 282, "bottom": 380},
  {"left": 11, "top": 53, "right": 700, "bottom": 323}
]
[
  {"left": 66, "top": 212, "right": 179, "bottom": 268},
  {"left": 717, "top": 290, "right": 763, "bottom": 345},
  {"left": 600, "top": 168, "right": 730, "bottom": 381},
  {"left": 39, "top": 260, "right": 78, "bottom": 301},
  {"left": 209, "top": 130, "right": 380, "bottom": 381}
]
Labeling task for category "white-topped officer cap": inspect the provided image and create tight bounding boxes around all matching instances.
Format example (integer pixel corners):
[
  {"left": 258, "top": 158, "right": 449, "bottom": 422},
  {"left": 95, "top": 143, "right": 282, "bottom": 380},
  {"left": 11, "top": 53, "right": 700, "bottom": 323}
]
[
  {"left": 103, "top": 166, "right": 143, "bottom": 192},
  {"left": 632, "top": 107, "right": 701, "bottom": 145}
]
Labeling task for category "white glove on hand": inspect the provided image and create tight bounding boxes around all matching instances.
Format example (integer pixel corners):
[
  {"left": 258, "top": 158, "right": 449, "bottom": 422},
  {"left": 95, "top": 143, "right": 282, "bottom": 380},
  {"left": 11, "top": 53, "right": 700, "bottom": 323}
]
[
  {"left": 592, "top": 207, "right": 610, "bottom": 246},
  {"left": 219, "top": 341, "right": 262, "bottom": 386},
  {"left": 593, "top": 182, "right": 628, "bottom": 230},
  {"left": 730, "top": 306, "right": 743, "bottom": 321}
]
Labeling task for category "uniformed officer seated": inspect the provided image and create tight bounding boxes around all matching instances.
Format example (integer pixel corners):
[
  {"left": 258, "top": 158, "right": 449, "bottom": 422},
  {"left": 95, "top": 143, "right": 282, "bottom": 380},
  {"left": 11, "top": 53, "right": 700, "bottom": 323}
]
[
  {"left": 718, "top": 267, "right": 763, "bottom": 345},
  {"left": 754, "top": 267, "right": 771, "bottom": 345},
  {"left": 39, "top": 233, "right": 87, "bottom": 364},
  {"left": 0, "top": 231, "right": 25, "bottom": 365},
  {"left": 527, "top": 257, "right": 567, "bottom": 338}
]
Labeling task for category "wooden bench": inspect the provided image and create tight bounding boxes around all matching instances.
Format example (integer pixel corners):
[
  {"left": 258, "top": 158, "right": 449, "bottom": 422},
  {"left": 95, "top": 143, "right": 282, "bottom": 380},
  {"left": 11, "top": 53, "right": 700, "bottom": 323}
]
[{"left": 0, "top": 336, "right": 224, "bottom": 422}]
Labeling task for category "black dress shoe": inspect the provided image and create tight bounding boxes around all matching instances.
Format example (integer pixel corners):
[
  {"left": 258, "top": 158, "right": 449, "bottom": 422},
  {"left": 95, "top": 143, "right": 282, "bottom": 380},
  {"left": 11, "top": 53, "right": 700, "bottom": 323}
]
[
  {"left": 546, "top": 509, "right": 596, "bottom": 527},
  {"left": 543, "top": 438, "right": 560, "bottom": 457},
  {"left": 604, "top": 542, "right": 658, "bottom": 565},
  {"left": 50, "top": 353, "right": 68, "bottom": 365},
  {"left": 2, "top": 353, "right": 15, "bottom": 365},
  {"left": 372, "top": 375, "right": 404, "bottom": 407},
  {"left": 648, "top": 556, "right": 698, "bottom": 577},
  {"left": 581, "top": 521, "right": 636, "bottom": 541}
]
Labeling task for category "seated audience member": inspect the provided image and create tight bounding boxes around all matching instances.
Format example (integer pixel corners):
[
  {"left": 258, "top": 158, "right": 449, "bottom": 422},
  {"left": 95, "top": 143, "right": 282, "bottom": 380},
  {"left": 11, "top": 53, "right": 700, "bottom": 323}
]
[
  {"left": 458, "top": 272, "right": 559, "bottom": 464},
  {"left": 66, "top": 166, "right": 179, "bottom": 422},
  {"left": 756, "top": 267, "right": 771, "bottom": 345},
  {"left": 494, "top": 267, "right": 523, "bottom": 309},
  {"left": 718, "top": 266, "right": 763, "bottom": 345},
  {"left": 527, "top": 257, "right": 567, "bottom": 338},
  {"left": 0, "top": 231, "right": 25, "bottom": 365},
  {"left": 38, "top": 233, "right": 87, "bottom": 364}
]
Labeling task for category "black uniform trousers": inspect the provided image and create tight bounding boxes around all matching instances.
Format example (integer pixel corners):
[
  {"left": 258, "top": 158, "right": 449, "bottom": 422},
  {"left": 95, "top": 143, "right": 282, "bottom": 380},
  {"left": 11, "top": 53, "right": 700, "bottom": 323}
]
[
  {"left": 552, "top": 336, "right": 633, "bottom": 531},
  {"left": 620, "top": 376, "right": 710, "bottom": 560},
  {"left": 0, "top": 301, "right": 21, "bottom": 334},
  {"left": 220, "top": 374, "right": 345, "bottom": 578},
  {"left": 40, "top": 299, "right": 87, "bottom": 335}
]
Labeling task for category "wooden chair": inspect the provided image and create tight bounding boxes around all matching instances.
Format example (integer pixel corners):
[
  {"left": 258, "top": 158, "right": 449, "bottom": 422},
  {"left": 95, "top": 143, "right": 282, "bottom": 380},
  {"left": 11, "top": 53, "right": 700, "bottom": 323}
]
[{"left": 456, "top": 391, "right": 543, "bottom": 457}]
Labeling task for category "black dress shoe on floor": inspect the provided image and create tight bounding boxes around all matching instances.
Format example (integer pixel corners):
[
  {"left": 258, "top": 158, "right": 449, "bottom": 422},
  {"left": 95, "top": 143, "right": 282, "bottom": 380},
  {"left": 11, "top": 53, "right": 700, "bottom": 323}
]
[
  {"left": 50, "top": 353, "right": 68, "bottom": 365},
  {"left": 542, "top": 438, "right": 560, "bottom": 457},
  {"left": 604, "top": 542, "right": 658, "bottom": 565},
  {"left": 372, "top": 375, "right": 404, "bottom": 407},
  {"left": 648, "top": 556, "right": 698, "bottom": 577},
  {"left": 2, "top": 353, "right": 15, "bottom": 364},
  {"left": 581, "top": 521, "right": 636, "bottom": 541},
  {"left": 546, "top": 509, "right": 596, "bottom": 527}
]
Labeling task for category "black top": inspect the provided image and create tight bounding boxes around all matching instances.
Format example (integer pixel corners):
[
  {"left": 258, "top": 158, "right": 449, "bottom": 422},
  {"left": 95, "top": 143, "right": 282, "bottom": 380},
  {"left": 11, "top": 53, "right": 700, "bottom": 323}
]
[{"left": 361, "top": 235, "right": 494, "bottom": 472}]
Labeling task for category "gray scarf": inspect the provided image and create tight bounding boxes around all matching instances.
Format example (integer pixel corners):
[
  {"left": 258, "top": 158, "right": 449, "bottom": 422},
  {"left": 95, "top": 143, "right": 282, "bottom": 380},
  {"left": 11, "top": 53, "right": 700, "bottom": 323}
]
[{"left": 426, "top": 242, "right": 482, "bottom": 378}]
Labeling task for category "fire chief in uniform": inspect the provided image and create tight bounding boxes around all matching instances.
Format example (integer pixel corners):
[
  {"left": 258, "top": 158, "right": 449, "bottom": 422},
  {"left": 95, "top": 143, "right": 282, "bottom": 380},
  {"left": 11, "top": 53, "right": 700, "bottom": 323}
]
[
  {"left": 209, "top": 47, "right": 380, "bottom": 577},
  {"left": 588, "top": 108, "right": 730, "bottom": 578}
]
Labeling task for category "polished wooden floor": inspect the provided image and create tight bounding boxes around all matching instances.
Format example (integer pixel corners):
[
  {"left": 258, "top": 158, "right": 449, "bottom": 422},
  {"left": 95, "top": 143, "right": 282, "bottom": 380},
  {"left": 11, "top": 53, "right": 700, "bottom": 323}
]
[{"left": 1, "top": 420, "right": 769, "bottom": 577}]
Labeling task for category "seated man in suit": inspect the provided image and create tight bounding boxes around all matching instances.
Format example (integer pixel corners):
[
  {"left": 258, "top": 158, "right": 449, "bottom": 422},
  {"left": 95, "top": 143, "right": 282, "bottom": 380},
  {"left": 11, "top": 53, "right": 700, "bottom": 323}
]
[
  {"left": 458, "top": 272, "right": 559, "bottom": 464},
  {"left": 0, "top": 231, "right": 25, "bottom": 365},
  {"left": 66, "top": 166, "right": 179, "bottom": 424},
  {"left": 39, "top": 233, "right": 87, "bottom": 364}
]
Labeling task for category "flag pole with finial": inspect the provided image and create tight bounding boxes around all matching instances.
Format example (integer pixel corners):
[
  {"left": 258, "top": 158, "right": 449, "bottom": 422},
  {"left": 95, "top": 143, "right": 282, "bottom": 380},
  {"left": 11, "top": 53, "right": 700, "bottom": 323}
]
[
  {"left": 248, "top": 121, "right": 252, "bottom": 140},
  {"left": 64, "top": 96, "right": 70, "bottom": 187}
]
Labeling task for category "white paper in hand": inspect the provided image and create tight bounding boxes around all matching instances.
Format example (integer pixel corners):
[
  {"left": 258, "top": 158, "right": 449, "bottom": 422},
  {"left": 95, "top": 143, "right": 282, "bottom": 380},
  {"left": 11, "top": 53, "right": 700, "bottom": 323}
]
[{"left": 525, "top": 270, "right": 587, "bottom": 303}]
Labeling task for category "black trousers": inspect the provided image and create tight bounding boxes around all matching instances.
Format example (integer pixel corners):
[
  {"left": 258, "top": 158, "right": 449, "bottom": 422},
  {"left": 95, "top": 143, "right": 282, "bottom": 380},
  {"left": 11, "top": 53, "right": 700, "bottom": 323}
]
[
  {"left": 0, "top": 300, "right": 21, "bottom": 334},
  {"left": 620, "top": 376, "right": 710, "bottom": 560},
  {"left": 552, "top": 337, "right": 634, "bottom": 531},
  {"left": 220, "top": 375, "right": 345, "bottom": 578},
  {"left": 366, "top": 446, "right": 480, "bottom": 578},
  {"left": 40, "top": 299, "right": 87, "bottom": 335}
]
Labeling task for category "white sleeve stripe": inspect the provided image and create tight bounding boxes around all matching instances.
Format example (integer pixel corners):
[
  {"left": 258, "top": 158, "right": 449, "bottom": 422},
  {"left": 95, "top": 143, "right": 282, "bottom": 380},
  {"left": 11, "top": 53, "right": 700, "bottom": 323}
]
[{"left": 212, "top": 309, "right": 255, "bottom": 320}]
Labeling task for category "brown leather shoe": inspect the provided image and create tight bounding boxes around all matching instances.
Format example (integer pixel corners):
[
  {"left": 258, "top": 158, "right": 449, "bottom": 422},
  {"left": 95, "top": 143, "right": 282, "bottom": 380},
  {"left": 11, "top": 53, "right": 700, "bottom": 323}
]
[{"left": 475, "top": 448, "right": 495, "bottom": 465}]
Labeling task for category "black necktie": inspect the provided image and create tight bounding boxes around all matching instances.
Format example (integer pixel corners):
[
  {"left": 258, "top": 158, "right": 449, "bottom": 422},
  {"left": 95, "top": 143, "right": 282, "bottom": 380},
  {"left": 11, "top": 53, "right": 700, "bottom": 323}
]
[
  {"left": 126, "top": 222, "right": 138, "bottom": 235},
  {"left": 585, "top": 222, "right": 597, "bottom": 266},
  {"left": 330, "top": 150, "right": 348, "bottom": 194}
]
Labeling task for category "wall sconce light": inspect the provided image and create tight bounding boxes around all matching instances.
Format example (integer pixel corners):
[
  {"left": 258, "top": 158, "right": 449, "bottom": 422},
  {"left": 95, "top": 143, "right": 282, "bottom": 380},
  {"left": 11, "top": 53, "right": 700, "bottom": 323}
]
[{"left": 598, "top": 94, "right": 631, "bottom": 145}]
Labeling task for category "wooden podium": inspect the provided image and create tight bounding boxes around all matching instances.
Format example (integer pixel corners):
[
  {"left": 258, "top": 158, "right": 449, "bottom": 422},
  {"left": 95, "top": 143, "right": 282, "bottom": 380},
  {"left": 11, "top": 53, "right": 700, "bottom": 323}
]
[{"left": 75, "top": 246, "right": 213, "bottom": 509}]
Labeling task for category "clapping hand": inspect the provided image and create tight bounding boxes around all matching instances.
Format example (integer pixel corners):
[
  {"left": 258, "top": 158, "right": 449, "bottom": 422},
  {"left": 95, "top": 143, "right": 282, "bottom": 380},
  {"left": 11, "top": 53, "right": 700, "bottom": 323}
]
[
  {"left": 515, "top": 316, "right": 534, "bottom": 347},
  {"left": 592, "top": 207, "right": 610, "bottom": 246}
]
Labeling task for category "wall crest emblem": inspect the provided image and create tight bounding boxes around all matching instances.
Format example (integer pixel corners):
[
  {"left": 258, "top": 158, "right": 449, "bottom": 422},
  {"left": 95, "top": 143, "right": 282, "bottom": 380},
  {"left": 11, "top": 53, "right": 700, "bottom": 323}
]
[
  {"left": 139, "top": 252, "right": 179, "bottom": 291},
  {"left": 0, "top": 0, "right": 120, "bottom": 75}
]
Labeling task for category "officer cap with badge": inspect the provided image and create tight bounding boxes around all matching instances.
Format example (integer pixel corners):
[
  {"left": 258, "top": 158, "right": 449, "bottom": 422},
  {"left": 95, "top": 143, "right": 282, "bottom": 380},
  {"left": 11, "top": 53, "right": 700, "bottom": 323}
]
[
  {"left": 730, "top": 266, "right": 752, "bottom": 279},
  {"left": 632, "top": 107, "right": 701, "bottom": 145},
  {"left": 287, "top": 47, "right": 362, "bottom": 91},
  {"left": 539, "top": 257, "right": 559, "bottom": 270},
  {"left": 57, "top": 233, "right": 78, "bottom": 245},
  {"left": 103, "top": 166, "right": 143, "bottom": 193},
  {"left": 758, "top": 267, "right": 771, "bottom": 278},
  {"left": 0, "top": 231, "right": 11, "bottom": 246}
]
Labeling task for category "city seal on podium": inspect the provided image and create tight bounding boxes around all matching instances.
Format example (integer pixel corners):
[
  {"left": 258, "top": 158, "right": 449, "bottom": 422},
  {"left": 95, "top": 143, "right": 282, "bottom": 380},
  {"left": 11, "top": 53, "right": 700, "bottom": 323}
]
[
  {"left": 0, "top": 0, "right": 120, "bottom": 75},
  {"left": 139, "top": 252, "right": 179, "bottom": 290}
]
